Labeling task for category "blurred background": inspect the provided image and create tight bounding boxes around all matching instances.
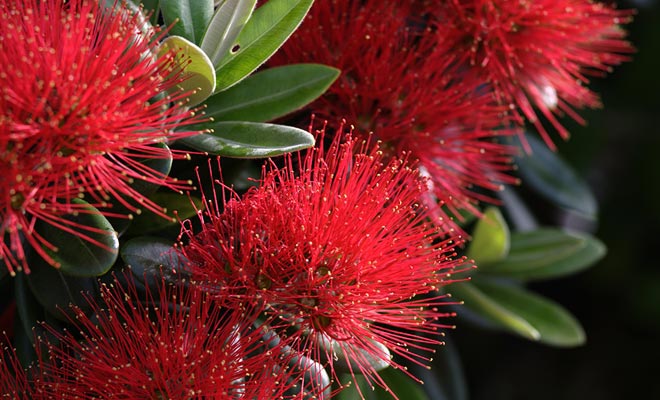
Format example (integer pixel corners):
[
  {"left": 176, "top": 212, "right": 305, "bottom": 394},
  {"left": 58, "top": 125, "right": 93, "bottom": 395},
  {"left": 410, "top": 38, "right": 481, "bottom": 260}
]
[{"left": 457, "top": 1, "right": 660, "bottom": 399}]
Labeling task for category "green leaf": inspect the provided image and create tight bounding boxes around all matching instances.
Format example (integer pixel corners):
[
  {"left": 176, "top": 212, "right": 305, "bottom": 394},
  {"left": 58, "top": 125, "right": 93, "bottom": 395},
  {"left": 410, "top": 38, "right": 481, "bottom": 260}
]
[
  {"left": 479, "top": 229, "right": 606, "bottom": 281},
  {"left": 105, "top": 142, "right": 173, "bottom": 236},
  {"left": 125, "top": 193, "right": 203, "bottom": 236},
  {"left": 214, "top": 0, "right": 315, "bottom": 91},
  {"left": 26, "top": 255, "right": 98, "bottom": 321},
  {"left": 450, "top": 281, "right": 540, "bottom": 342},
  {"left": 205, "top": 63, "right": 339, "bottom": 122},
  {"left": 413, "top": 335, "right": 468, "bottom": 400},
  {"left": 120, "top": 237, "right": 178, "bottom": 275},
  {"left": 515, "top": 134, "right": 598, "bottom": 219},
  {"left": 36, "top": 199, "right": 119, "bottom": 277},
  {"left": 336, "top": 368, "right": 429, "bottom": 400},
  {"left": 157, "top": 35, "right": 216, "bottom": 105},
  {"left": 466, "top": 207, "right": 510, "bottom": 264},
  {"left": 14, "top": 273, "right": 43, "bottom": 346},
  {"left": 139, "top": 0, "right": 160, "bottom": 14},
  {"left": 454, "top": 279, "right": 586, "bottom": 347},
  {"left": 201, "top": 0, "right": 257, "bottom": 66},
  {"left": 160, "top": 0, "right": 214, "bottom": 44},
  {"left": 178, "top": 121, "right": 315, "bottom": 158}
]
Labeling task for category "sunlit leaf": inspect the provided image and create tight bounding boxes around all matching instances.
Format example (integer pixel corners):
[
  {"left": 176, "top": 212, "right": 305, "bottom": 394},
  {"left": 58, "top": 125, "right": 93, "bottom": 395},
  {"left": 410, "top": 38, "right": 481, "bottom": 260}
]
[
  {"left": 453, "top": 279, "right": 586, "bottom": 347},
  {"left": 160, "top": 0, "right": 214, "bottom": 43},
  {"left": 158, "top": 35, "right": 216, "bottom": 105},
  {"left": 466, "top": 207, "right": 510, "bottom": 264},
  {"left": 478, "top": 228, "right": 606, "bottom": 281},
  {"left": 205, "top": 63, "right": 339, "bottom": 122},
  {"left": 214, "top": 0, "right": 315, "bottom": 91},
  {"left": 178, "top": 121, "right": 315, "bottom": 158},
  {"left": 201, "top": 0, "right": 257, "bottom": 66}
]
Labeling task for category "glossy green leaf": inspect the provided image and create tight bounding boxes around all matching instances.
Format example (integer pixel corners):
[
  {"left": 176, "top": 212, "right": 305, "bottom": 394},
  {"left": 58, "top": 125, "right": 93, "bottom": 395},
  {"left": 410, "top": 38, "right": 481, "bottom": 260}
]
[
  {"left": 105, "top": 142, "right": 173, "bottom": 236},
  {"left": 26, "top": 255, "right": 98, "bottom": 321},
  {"left": 120, "top": 236, "right": 178, "bottom": 274},
  {"left": 158, "top": 35, "right": 216, "bottom": 105},
  {"left": 201, "top": 0, "right": 257, "bottom": 66},
  {"left": 336, "top": 368, "right": 429, "bottom": 400},
  {"left": 125, "top": 193, "right": 203, "bottom": 236},
  {"left": 454, "top": 279, "right": 586, "bottom": 347},
  {"left": 160, "top": 0, "right": 213, "bottom": 44},
  {"left": 214, "top": 0, "right": 315, "bottom": 91},
  {"left": 479, "top": 228, "right": 606, "bottom": 281},
  {"left": 450, "top": 281, "right": 540, "bottom": 341},
  {"left": 36, "top": 199, "right": 119, "bottom": 277},
  {"left": 515, "top": 134, "right": 598, "bottom": 219},
  {"left": 466, "top": 207, "right": 510, "bottom": 264},
  {"left": 14, "top": 273, "right": 43, "bottom": 347},
  {"left": 205, "top": 63, "right": 339, "bottom": 122},
  {"left": 178, "top": 121, "right": 315, "bottom": 158}
]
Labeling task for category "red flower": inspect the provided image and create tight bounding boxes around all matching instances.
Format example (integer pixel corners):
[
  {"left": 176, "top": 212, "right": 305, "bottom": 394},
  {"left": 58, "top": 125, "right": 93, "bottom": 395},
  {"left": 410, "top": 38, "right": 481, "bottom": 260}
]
[
  {"left": 35, "top": 275, "right": 292, "bottom": 399},
  {"left": 0, "top": 340, "right": 30, "bottom": 399},
  {"left": 179, "top": 132, "right": 466, "bottom": 395},
  {"left": 0, "top": 0, "right": 202, "bottom": 274},
  {"left": 440, "top": 0, "right": 634, "bottom": 149},
  {"left": 269, "top": 0, "right": 517, "bottom": 225}
]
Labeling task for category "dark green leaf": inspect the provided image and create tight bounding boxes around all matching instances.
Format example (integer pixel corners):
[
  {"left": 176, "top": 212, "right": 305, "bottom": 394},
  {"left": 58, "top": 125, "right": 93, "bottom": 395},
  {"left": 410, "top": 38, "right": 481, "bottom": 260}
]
[
  {"left": 140, "top": 0, "right": 161, "bottom": 26},
  {"left": 13, "top": 312, "right": 36, "bottom": 368},
  {"left": 201, "top": 0, "right": 257, "bottom": 66},
  {"left": 336, "top": 368, "right": 429, "bottom": 400},
  {"left": 14, "top": 274, "right": 43, "bottom": 347},
  {"left": 120, "top": 236, "right": 178, "bottom": 275},
  {"left": 26, "top": 255, "right": 98, "bottom": 321},
  {"left": 204, "top": 63, "right": 339, "bottom": 122},
  {"left": 160, "top": 0, "right": 214, "bottom": 44},
  {"left": 157, "top": 36, "right": 216, "bottom": 105},
  {"left": 124, "top": 193, "right": 203, "bottom": 236},
  {"left": 410, "top": 335, "right": 468, "bottom": 400},
  {"left": 479, "top": 228, "right": 606, "bottom": 281},
  {"left": 515, "top": 134, "right": 598, "bottom": 219},
  {"left": 214, "top": 0, "right": 315, "bottom": 91},
  {"left": 454, "top": 279, "right": 586, "bottom": 347},
  {"left": 178, "top": 121, "right": 315, "bottom": 158},
  {"left": 466, "top": 207, "right": 510, "bottom": 264},
  {"left": 105, "top": 142, "right": 173, "bottom": 236},
  {"left": 450, "top": 281, "right": 540, "bottom": 342},
  {"left": 36, "top": 199, "right": 119, "bottom": 277}
]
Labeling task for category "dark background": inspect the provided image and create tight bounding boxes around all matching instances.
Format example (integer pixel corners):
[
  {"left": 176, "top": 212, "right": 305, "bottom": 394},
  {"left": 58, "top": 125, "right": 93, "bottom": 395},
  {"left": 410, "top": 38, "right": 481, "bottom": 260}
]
[{"left": 457, "top": 2, "right": 660, "bottom": 399}]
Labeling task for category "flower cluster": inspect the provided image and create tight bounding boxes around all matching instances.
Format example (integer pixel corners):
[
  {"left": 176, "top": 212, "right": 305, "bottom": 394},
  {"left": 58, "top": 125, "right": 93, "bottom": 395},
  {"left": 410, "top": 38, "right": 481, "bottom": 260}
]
[
  {"left": 1, "top": 275, "right": 297, "bottom": 399},
  {"left": 437, "top": 0, "right": 634, "bottom": 149},
  {"left": 0, "top": 0, "right": 201, "bottom": 274},
  {"left": 0, "top": 0, "right": 633, "bottom": 398},
  {"left": 178, "top": 130, "right": 465, "bottom": 395},
  {"left": 271, "top": 0, "right": 632, "bottom": 220}
]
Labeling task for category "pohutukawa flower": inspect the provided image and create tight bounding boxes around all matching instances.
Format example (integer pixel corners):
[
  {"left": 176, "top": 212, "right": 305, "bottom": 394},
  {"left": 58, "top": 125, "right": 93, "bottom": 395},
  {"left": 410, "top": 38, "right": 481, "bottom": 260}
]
[
  {"left": 179, "top": 132, "right": 466, "bottom": 396},
  {"left": 269, "top": 0, "right": 518, "bottom": 225},
  {"left": 35, "top": 276, "right": 291, "bottom": 399},
  {"left": 0, "top": 0, "right": 203, "bottom": 274},
  {"left": 0, "top": 341, "right": 30, "bottom": 399},
  {"left": 440, "top": 0, "right": 634, "bottom": 149}
]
